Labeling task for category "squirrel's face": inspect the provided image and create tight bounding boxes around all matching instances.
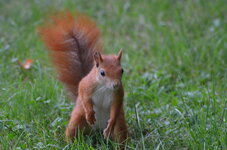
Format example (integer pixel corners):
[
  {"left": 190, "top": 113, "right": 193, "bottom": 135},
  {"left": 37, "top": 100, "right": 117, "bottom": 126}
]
[{"left": 94, "top": 50, "right": 123, "bottom": 90}]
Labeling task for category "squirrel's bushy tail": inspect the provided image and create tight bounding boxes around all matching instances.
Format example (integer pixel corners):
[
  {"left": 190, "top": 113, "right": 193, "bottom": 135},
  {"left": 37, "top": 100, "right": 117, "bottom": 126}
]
[{"left": 39, "top": 12, "right": 102, "bottom": 100}]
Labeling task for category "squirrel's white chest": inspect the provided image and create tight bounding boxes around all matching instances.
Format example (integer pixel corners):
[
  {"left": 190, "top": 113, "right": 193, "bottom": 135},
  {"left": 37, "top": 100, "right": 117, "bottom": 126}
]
[{"left": 91, "top": 86, "right": 114, "bottom": 130}]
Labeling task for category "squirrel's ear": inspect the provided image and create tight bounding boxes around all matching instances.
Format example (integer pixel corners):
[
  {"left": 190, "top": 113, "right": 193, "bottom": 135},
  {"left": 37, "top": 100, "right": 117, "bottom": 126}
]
[
  {"left": 117, "top": 49, "right": 122, "bottom": 61},
  {"left": 93, "top": 52, "right": 103, "bottom": 67}
]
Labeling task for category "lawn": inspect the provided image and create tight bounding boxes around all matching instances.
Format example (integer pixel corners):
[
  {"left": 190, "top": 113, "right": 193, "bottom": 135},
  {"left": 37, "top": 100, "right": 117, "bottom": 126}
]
[{"left": 0, "top": 0, "right": 226, "bottom": 149}]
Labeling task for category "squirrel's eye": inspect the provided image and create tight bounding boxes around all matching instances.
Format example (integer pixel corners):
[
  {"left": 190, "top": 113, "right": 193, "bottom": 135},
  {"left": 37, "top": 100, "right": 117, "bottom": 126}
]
[
  {"left": 100, "top": 70, "right": 105, "bottom": 77},
  {"left": 121, "top": 69, "right": 124, "bottom": 74}
]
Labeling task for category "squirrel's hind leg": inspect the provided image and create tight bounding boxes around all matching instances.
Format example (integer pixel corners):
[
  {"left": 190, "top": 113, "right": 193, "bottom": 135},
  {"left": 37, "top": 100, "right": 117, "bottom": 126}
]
[
  {"left": 111, "top": 112, "right": 128, "bottom": 149},
  {"left": 65, "top": 103, "right": 90, "bottom": 142}
]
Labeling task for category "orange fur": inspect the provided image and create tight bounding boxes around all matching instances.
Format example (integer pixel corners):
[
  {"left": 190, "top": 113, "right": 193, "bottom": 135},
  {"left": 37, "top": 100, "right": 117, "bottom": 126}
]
[
  {"left": 39, "top": 12, "right": 128, "bottom": 148},
  {"left": 39, "top": 12, "right": 102, "bottom": 99}
]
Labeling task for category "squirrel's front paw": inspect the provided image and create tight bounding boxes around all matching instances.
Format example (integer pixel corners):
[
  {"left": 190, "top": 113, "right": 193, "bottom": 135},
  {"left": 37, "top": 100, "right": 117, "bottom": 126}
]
[
  {"left": 103, "top": 119, "right": 113, "bottom": 138},
  {"left": 103, "top": 127, "right": 111, "bottom": 139},
  {"left": 86, "top": 111, "right": 96, "bottom": 125}
]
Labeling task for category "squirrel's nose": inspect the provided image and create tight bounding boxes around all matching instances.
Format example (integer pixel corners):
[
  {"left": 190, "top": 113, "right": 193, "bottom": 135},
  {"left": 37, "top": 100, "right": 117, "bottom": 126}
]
[
  {"left": 112, "top": 80, "right": 121, "bottom": 89},
  {"left": 113, "top": 83, "right": 119, "bottom": 89}
]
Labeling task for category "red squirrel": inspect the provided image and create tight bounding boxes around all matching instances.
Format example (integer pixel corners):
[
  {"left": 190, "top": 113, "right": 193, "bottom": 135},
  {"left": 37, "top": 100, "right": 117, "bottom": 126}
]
[{"left": 39, "top": 12, "right": 128, "bottom": 145}]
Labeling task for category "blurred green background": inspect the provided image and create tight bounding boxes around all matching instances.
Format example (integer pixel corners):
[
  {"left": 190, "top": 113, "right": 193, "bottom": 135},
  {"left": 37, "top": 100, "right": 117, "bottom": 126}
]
[{"left": 0, "top": 0, "right": 226, "bottom": 149}]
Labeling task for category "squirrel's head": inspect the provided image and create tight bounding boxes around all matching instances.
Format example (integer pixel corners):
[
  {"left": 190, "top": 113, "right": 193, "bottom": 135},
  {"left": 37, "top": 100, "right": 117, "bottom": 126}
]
[{"left": 94, "top": 50, "right": 123, "bottom": 90}]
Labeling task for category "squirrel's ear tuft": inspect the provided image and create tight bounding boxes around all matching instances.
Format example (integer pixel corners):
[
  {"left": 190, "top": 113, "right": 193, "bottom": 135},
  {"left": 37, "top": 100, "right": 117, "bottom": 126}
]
[
  {"left": 93, "top": 52, "right": 103, "bottom": 67},
  {"left": 117, "top": 49, "right": 122, "bottom": 61}
]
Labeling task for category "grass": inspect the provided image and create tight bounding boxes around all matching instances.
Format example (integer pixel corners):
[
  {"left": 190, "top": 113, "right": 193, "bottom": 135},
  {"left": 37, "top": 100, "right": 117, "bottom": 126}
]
[{"left": 0, "top": 0, "right": 226, "bottom": 149}]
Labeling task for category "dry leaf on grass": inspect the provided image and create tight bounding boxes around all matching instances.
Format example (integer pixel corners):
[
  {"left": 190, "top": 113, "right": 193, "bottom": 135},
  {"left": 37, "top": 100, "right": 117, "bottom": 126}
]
[{"left": 17, "top": 59, "right": 33, "bottom": 70}]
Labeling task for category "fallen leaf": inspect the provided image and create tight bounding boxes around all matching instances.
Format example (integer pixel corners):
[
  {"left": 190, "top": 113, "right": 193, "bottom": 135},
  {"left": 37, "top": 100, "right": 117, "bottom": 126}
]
[{"left": 17, "top": 59, "right": 33, "bottom": 70}]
